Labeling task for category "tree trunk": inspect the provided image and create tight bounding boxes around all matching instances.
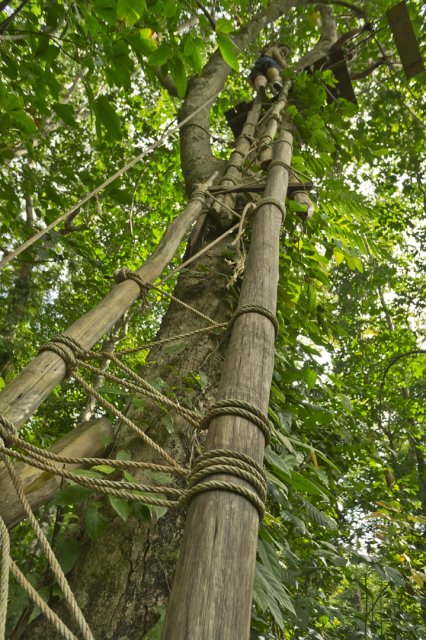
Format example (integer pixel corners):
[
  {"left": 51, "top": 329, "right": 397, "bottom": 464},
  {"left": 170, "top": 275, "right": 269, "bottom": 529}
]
[{"left": 26, "top": 228, "right": 236, "bottom": 639}]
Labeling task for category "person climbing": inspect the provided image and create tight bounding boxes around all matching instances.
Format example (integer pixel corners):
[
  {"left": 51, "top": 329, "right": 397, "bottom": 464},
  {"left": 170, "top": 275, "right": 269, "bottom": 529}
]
[{"left": 249, "top": 44, "right": 290, "bottom": 96}]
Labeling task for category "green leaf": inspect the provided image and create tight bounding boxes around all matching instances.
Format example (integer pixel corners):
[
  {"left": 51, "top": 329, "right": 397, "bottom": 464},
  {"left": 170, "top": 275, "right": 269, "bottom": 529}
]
[
  {"left": 52, "top": 103, "right": 78, "bottom": 128},
  {"left": 53, "top": 484, "right": 95, "bottom": 506},
  {"left": 148, "top": 44, "right": 173, "bottom": 67},
  {"left": 92, "top": 464, "right": 116, "bottom": 474},
  {"left": 216, "top": 18, "right": 234, "bottom": 33},
  {"left": 108, "top": 495, "right": 131, "bottom": 521},
  {"left": 85, "top": 501, "right": 109, "bottom": 540},
  {"left": 116, "top": 0, "right": 146, "bottom": 25},
  {"left": 10, "top": 109, "right": 37, "bottom": 134},
  {"left": 94, "top": 95, "right": 122, "bottom": 140},
  {"left": 169, "top": 58, "right": 187, "bottom": 98},
  {"left": 289, "top": 471, "right": 330, "bottom": 500},
  {"left": 55, "top": 538, "right": 80, "bottom": 575},
  {"left": 164, "top": 342, "right": 187, "bottom": 354},
  {"left": 217, "top": 33, "right": 239, "bottom": 71}
]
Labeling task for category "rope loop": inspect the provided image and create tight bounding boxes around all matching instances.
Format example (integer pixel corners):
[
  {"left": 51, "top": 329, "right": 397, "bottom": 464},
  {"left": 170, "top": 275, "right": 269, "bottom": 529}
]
[
  {"left": 184, "top": 448, "right": 267, "bottom": 518},
  {"left": 252, "top": 197, "right": 286, "bottom": 219},
  {"left": 230, "top": 304, "right": 279, "bottom": 338},
  {"left": 220, "top": 174, "right": 240, "bottom": 186},
  {"left": 238, "top": 132, "right": 255, "bottom": 143},
  {"left": 268, "top": 159, "right": 291, "bottom": 171},
  {"left": 0, "top": 414, "right": 16, "bottom": 445},
  {"left": 199, "top": 398, "right": 271, "bottom": 445},
  {"left": 191, "top": 189, "right": 207, "bottom": 203},
  {"left": 39, "top": 334, "right": 87, "bottom": 376},
  {"left": 115, "top": 268, "right": 150, "bottom": 298}
]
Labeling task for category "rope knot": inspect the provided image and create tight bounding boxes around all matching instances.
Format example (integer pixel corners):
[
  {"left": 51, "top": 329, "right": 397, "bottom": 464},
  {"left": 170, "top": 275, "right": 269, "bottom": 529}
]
[
  {"left": 115, "top": 268, "right": 150, "bottom": 299},
  {"left": 39, "top": 335, "right": 87, "bottom": 376}
]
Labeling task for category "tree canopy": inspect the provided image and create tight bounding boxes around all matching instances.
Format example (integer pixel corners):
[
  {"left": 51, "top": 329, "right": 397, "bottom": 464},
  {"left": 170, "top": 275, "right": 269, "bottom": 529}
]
[{"left": 0, "top": 0, "right": 425, "bottom": 638}]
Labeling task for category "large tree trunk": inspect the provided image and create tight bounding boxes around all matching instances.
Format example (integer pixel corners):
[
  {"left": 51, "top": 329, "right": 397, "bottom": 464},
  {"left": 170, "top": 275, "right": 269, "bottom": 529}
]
[{"left": 26, "top": 227, "right": 236, "bottom": 639}]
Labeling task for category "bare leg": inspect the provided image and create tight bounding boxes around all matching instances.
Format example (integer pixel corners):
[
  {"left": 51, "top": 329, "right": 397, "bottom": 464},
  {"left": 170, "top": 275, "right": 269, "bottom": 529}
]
[{"left": 266, "top": 67, "right": 283, "bottom": 93}]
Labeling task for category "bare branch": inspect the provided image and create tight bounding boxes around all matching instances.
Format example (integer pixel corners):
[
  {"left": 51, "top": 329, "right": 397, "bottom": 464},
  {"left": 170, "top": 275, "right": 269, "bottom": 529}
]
[
  {"left": 295, "top": 4, "right": 338, "bottom": 69},
  {"left": 154, "top": 67, "right": 178, "bottom": 97},
  {"left": 196, "top": 0, "right": 216, "bottom": 30}
]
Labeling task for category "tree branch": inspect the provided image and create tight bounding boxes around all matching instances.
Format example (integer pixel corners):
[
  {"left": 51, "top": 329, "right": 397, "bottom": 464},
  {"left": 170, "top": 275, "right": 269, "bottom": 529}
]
[
  {"left": 178, "top": 0, "right": 347, "bottom": 194},
  {"left": 154, "top": 67, "right": 178, "bottom": 97},
  {"left": 0, "top": 0, "right": 29, "bottom": 34}
]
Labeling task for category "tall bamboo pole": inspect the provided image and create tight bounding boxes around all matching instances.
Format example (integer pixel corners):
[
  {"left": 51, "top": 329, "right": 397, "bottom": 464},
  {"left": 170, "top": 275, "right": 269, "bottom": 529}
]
[{"left": 162, "top": 127, "right": 293, "bottom": 639}]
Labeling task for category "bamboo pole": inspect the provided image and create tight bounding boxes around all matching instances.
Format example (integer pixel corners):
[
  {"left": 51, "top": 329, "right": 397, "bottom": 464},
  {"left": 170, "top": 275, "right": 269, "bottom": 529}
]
[
  {"left": 0, "top": 185, "right": 213, "bottom": 430},
  {"left": 162, "top": 128, "right": 293, "bottom": 639},
  {"left": 0, "top": 417, "right": 113, "bottom": 528}
]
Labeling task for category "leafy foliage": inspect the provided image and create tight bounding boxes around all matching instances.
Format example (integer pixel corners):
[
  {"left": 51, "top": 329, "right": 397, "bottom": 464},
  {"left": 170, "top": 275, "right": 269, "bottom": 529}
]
[{"left": 1, "top": 0, "right": 425, "bottom": 638}]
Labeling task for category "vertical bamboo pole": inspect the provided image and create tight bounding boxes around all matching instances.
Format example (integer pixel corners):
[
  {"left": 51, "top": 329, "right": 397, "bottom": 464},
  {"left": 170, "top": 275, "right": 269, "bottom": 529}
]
[{"left": 162, "top": 128, "right": 293, "bottom": 639}]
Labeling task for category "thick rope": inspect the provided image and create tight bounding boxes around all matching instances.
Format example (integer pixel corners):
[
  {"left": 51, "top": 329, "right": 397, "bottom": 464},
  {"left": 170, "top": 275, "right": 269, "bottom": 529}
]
[
  {"left": 252, "top": 196, "right": 286, "bottom": 219},
  {"left": 0, "top": 513, "right": 10, "bottom": 640},
  {"left": 199, "top": 398, "right": 271, "bottom": 445},
  {"left": 0, "top": 428, "right": 185, "bottom": 476},
  {"left": 39, "top": 337, "right": 189, "bottom": 473},
  {"left": 2, "top": 455, "right": 94, "bottom": 640},
  {"left": 231, "top": 304, "right": 279, "bottom": 338},
  {"left": 10, "top": 560, "right": 78, "bottom": 640},
  {"left": 185, "top": 449, "right": 266, "bottom": 518}
]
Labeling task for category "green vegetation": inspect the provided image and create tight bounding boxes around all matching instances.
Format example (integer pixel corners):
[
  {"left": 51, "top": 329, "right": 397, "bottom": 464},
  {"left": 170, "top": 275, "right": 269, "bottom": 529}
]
[{"left": 0, "top": 0, "right": 425, "bottom": 638}]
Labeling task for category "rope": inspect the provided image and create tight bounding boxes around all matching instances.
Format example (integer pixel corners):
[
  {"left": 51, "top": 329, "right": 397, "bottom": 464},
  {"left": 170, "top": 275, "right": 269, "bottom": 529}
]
[
  {"left": 9, "top": 560, "right": 78, "bottom": 640},
  {"left": 115, "top": 269, "right": 218, "bottom": 325},
  {"left": 252, "top": 197, "right": 286, "bottom": 219},
  {"left": 114, "top": 322, "right": 228, "bottom": 356},
  {"left": 0, "top": 429, "right": 187, "bottom": 476},
  {"left": 220, "top": 175, "right": 240, "bottom": 186},
  {"left": 231, "top": 304, "right": 279, "bottom": 338},
  {"left": 2, "top": 453, "right": 94, "bottom": 639},
  {"left": 199, "top": 398, "right": 271, "bottom": 445},
  {"left": 184, "top": 449, "right": 266, "bottom": 518},
  {"left": 0, "top": 443, "right": 183, "bottom": 505},
  {"left": 0, "top": 514, "right": 10, "bottom": 640}
]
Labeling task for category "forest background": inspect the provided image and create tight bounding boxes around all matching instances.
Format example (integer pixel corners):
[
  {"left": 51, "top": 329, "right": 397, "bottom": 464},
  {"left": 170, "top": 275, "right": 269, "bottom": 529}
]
[{"left": 0, "top": 0, "right": 425, "bottom": 638}]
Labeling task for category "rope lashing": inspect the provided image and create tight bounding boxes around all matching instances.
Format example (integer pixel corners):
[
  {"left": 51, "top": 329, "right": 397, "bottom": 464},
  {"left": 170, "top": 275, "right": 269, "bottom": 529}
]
[
  {"left": 191, "top": 189, "right": 208, "bottom": 203},
  {"left": 199, "top": 398, "right": 271, "bottom": 445},
  {"left": 220, "top": 175, "right": 240, "bottom": 186},
  {"left": 230, "top": 148, "right": 246, "bottom": 159},
  {"left": 184, "top": 449, "right": 267, "bottom": 518},
  {"left": 231, "top": 304, "right": 279, "bottom": 338},
  {"left": 238, "top": 132, "right": 255, "bottom": 143},
  {"left": 268, "top": 159, "right": 291, "bottom": 171},
  {"left": 252, "top": 197, "right": 286, "bottom": 219},
  {"left": 115, "top": 268, "right": 149, "bottom": 298},
  {"left": 38, "top": 334, "right": 86, "bottom": 377}
]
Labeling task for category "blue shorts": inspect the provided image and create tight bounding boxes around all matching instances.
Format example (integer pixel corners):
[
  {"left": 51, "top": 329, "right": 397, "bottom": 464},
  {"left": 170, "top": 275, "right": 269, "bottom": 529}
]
[{"left": 249, "top": 56, "right": 281, "bottom": 81}]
